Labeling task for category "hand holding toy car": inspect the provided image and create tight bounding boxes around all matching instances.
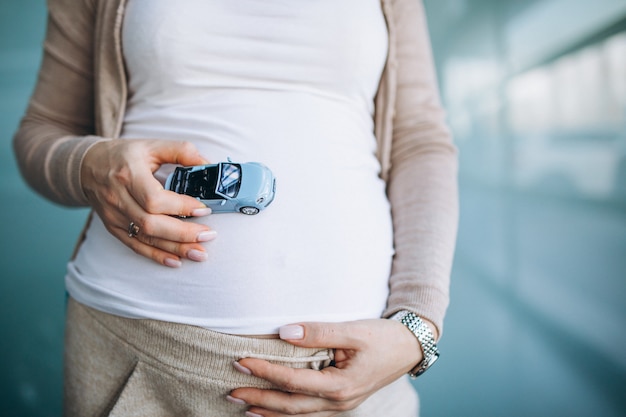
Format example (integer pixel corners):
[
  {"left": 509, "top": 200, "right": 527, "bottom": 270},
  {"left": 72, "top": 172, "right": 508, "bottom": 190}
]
[{"left": 80, "top": 138, "right": 217, "bottom": 268}]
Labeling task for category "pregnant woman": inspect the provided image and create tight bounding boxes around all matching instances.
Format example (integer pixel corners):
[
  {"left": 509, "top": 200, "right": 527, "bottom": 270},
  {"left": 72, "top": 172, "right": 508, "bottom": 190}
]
[{"left": 13, "top": 0, "right": 458, "bottom": 416}]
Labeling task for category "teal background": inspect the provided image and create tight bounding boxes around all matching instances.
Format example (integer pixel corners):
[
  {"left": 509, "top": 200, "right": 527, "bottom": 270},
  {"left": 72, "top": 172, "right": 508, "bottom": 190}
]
[{"left": 1, "top": 1, "right": 625, "bottom": 416}]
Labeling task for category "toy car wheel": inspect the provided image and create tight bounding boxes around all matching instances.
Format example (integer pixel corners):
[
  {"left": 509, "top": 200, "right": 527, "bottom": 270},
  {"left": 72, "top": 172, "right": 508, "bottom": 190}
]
[{"left": 240, "top": 207, "right": 260, "bottom": 215}]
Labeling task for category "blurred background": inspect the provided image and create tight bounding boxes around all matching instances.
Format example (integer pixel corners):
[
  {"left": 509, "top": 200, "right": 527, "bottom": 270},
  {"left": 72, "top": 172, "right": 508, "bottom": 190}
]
[{"left": 1, "top": 0, "right": 625, "bottom": 416}]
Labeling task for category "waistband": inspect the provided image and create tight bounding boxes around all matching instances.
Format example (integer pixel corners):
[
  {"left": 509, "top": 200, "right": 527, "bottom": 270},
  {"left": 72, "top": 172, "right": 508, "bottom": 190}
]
[{"left": 68, "top": 297, "right": 333, "bottom": 384}]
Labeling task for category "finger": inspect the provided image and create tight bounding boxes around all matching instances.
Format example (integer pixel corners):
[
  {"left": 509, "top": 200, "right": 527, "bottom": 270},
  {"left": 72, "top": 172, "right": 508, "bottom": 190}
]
[
  {"left": 123, "top": 215, "right": 216, "bottom": 262},
  {"left": 278, "top": 321, "right": 373, "bottom": 350},
  {"left": 245, "top": 409, "right": 336, "bottom": 417},
  {"left": 140, "top": 226, "right": 215, "bottom": 250},
  {"left": 232, "top": 389, "right": 330, "bottom": 414},
  {"left": 126, "top": 170, "right": 210, "bottom": 217},
  {"left": 101, "top": 197, "right": 216, "bottom": 266},
  {"left": 128, "top": 211, "right": 216, "bottom": 245},
  {"left": 120, "top": 140, "right": 210, "bottom": 216},
  {"left": 148, "top": 140, "right": 209, "bottom": 168},
  {"left": 135, "top": 231, "right": 213, "bottom": 263},
  {"left": 230, "top": 387, "right": 365, "bottom": 417},
  {"left": 230, "top": 389, "right": 349, "bottom": 417},
  {"left": 236, "top": 359, "right": 359, "bottom": 401},
  {"left": 110, "top": 218, "right": 214, "bottom": 267},
  {"left": 104, "top": 186, "right": 214, "bottom": 244},
  {"left": 107, "top": 223, "right": 187, "bottom": 267}
]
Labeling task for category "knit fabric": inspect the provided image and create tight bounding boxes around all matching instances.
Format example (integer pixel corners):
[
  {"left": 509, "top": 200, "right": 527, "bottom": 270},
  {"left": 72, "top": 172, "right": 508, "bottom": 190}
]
[{"left": 65, "top": 297, "right": 419, "bottom": 416}]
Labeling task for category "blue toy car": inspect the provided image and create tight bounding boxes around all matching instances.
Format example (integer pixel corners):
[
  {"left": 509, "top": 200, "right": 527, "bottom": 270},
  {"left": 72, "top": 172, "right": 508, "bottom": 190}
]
[{"left": 165, "top": 161, "right": 276, "bottom": 215}]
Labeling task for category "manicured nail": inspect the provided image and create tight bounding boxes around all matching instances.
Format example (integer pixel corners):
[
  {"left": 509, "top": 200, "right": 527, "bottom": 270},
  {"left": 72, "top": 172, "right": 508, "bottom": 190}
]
[
  {"left": 191, "top": 207, "right": 212, "bottom": 217},
  {"left": 233, "top": 361, "right": 252, "bottom": 375},
  {"left": 197, "top": 230, "right": 218, "bottom": 242},
  {"left": 188, "top": 249, "right": 208, "bottom": 262},
  {"left": 164, "top": 258, "right": 182, "bottom": 268},
  {"left": 245, "top": 412, "right": 263, "bottom": 417},
  {"left": 226, "top": 395, "right": 246, "bottom": 405},
  {"left": 279, "top": 325, "right": 304, "bottom": 340}
]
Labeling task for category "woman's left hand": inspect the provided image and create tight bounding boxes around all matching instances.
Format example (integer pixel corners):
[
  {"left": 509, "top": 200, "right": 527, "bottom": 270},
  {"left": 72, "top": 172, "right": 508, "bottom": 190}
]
[{"left": 228, "top": 318, "right": 429, "bottom": 417}]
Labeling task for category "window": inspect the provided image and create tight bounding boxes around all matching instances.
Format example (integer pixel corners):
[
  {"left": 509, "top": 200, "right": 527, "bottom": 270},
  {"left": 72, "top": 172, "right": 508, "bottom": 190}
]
[{"left": 217, "top": 163, "right": 241, "bottom": 198}]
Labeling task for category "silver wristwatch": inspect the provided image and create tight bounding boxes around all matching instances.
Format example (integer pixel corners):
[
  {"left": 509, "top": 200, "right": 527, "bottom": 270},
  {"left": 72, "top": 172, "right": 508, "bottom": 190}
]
[{"left": 390, "top": 310, "right": 440, "bottom": 378}]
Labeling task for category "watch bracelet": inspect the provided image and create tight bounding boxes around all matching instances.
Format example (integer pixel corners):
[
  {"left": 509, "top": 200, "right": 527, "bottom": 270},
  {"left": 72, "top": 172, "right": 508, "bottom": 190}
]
[{"left": 390, "top": 310, "right": 439, "bottom": 378}]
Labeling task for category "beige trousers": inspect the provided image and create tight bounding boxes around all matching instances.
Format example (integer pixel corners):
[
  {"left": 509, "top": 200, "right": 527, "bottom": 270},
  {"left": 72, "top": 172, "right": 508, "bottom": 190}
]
[{"left": 64, "top": 298, "right": 418, "bottom": 417}]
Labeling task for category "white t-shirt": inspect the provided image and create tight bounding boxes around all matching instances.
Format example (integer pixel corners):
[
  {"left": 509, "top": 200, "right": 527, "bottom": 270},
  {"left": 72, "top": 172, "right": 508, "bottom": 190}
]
[{"left": 66, "top": 0, "right": 393, "bottom": 334}]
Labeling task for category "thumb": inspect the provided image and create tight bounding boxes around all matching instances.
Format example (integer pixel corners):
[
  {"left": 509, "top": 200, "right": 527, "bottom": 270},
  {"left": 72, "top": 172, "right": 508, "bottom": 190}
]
[
  {"left": 151, "top": 140, "right": 209, "bottom": 167},
  {"left": 279, "top": 321, "right": 369, "bottom": 349}
]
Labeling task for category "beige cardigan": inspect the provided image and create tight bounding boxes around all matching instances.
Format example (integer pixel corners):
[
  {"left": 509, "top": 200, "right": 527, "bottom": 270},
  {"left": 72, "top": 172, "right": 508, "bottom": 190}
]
[{"left": 13, "top": 0, "right": 458, "bottom": 334}]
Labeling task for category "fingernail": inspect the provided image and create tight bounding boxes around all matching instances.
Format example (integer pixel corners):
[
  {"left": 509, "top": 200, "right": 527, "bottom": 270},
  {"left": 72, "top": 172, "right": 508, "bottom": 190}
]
[
  {"left": 233, "top": 361, "right": 252, "bottom": 375},
  {"left": 225, "top": 395, "right": 246, "bottom": 405},
  {"left": 197, "top": 230, "right": 218, "bottom": 242},
  {"left": 164, "top": 258, "right": 182, "bottom": 268},
  {"left": 245, "top": 412, "right": 263, "bottom": 417},
  {"left": 279, "top": 325, "right": 304, "bottom": 340},
  {"left": 191, "top": 207, "right": 212, "bottom": 217},
  {"left": 188, "top": 249, "right": 208, "bottom": 262}
]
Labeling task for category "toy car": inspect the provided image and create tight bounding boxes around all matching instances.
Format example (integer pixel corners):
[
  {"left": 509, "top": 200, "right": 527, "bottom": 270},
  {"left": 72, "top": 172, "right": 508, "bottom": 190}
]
[{"left": 165, "top": 161, "right": 276, "bottom": 215}]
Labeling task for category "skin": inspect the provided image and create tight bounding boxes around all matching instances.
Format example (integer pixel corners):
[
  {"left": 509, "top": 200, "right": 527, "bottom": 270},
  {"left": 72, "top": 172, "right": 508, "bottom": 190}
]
[
  {"left": 228, "top": 319, "right": 439, "bottom": 417},
  {"left": 80, "top": 139, "right": 216, "bottom": 267},
  {"left": 80, "top": 139, "right": 438, "bottom": 415}
]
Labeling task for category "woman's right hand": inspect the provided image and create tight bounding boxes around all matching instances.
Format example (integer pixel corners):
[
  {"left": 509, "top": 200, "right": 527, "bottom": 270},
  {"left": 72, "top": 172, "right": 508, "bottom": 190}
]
[{"left": 80, "top": 139, "right": 216, "bottom": 268}]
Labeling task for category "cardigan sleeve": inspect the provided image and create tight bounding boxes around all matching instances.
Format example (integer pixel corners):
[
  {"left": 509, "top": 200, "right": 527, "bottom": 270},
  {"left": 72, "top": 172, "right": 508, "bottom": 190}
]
[
  {"left": 381, "top": 0, "right": 459, "bottom": 337},
  {"left": 12, "top": 0, "right": 106, "bottom": 207}
]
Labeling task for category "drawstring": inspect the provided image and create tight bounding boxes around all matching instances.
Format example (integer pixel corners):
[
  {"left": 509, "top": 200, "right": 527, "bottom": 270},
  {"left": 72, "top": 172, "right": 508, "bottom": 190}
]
[{"left": 242, "top": 349, "right": 334, "bottom": 371}]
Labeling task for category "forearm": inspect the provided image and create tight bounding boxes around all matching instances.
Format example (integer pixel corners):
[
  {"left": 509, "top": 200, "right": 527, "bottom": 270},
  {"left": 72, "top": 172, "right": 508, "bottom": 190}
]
[
  {"left": 383, "top": 147, "right": 458, "bottom": 337},
  {"left": 13, "top": 117, "right": 106, "bottom": 207},
  {"left": 12, "top": 0, "right": 100, "bottom": 207},
  {"left": 384, "top": 145, "right": 458, "bottom": 333}
]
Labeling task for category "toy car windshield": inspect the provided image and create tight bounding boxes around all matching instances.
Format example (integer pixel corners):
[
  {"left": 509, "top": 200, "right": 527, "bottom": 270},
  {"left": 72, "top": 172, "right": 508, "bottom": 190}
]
[{"left": 170, "top": 163, "right": 241, "bottom": 200}]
